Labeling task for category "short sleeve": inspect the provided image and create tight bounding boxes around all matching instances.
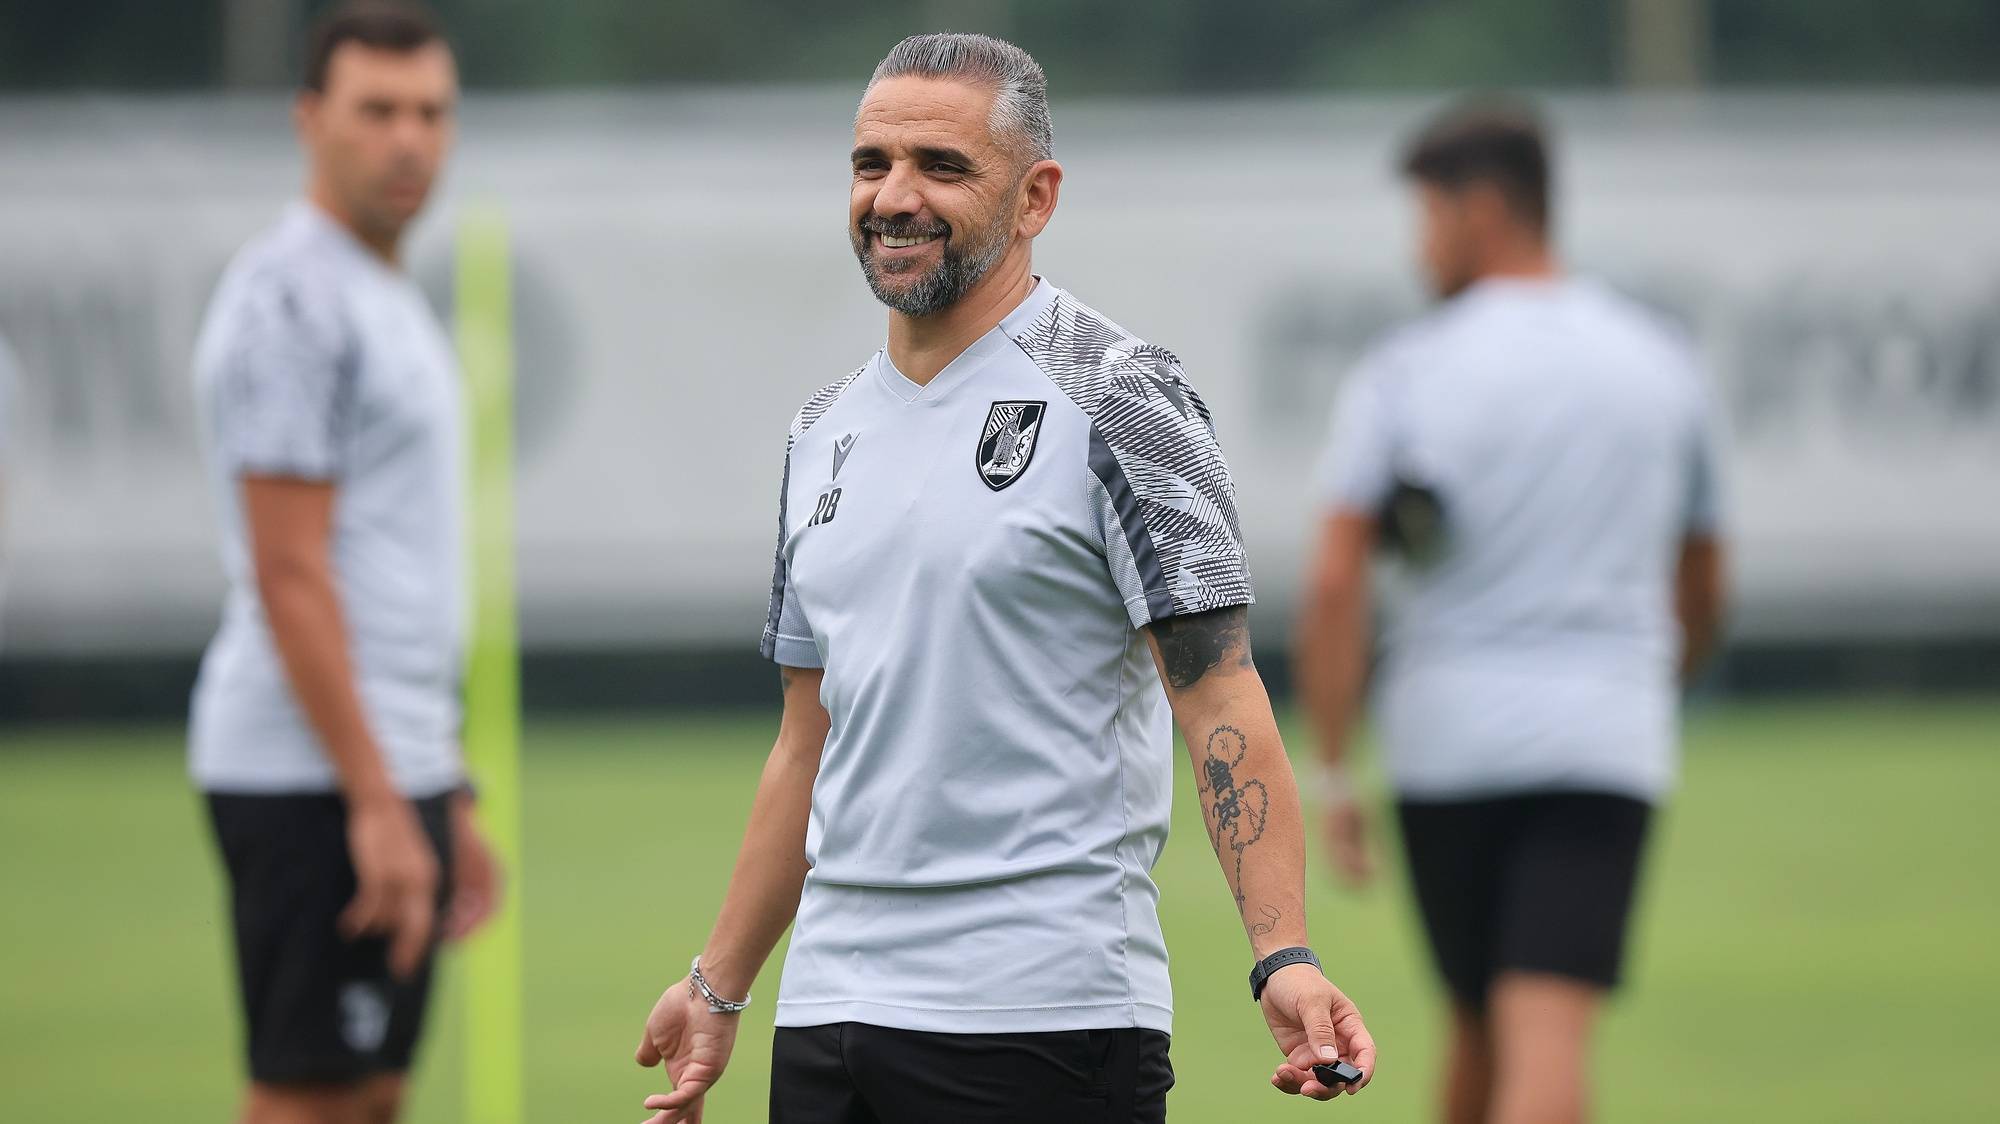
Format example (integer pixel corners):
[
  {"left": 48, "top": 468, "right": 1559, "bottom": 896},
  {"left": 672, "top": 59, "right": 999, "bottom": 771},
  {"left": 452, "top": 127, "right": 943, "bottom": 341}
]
[
  {"left": 211, "top": 269, "right": 353, "bottom": 480},
  {"left": 1087, "top": 367, "right": 1254, "bottom": 628},
  {"left": 758, "top": 448, "right": 823, "bottom": 667},
  {"left": 1683, "top": 379, "right": 1726, "bottom": 535},
  {"left": 758, "top": 367, "right": 864, "bottom": 664},
  {"left": 1314, "top": 364, "right": 1396, "bottom": 515}
]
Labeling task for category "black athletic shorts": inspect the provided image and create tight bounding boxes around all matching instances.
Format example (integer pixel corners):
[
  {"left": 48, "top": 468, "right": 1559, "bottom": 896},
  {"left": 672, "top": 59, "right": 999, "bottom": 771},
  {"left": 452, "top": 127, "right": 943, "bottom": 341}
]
[
  {"left": 1397, "top": 791, "right": 1652, "bottom": 1007},
  {"left": 207, "top": 792, "right": 454, "bottom": 1084},
  {"left": 771, "top": 1022, "right": 1173, "bottom": 1124}
]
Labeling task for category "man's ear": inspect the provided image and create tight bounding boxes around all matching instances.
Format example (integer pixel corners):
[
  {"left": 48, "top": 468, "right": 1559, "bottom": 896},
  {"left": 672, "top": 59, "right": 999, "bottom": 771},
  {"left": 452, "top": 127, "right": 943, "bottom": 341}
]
[{"left": 1017, "top": 159, "right": 1064, "bottom": 240}]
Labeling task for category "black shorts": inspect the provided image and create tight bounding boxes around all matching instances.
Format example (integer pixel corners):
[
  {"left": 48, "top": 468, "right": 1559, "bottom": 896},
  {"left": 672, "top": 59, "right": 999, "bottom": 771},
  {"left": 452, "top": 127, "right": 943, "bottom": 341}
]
[
  {"left": 1397, "top": 791, "right": 1652, "bottom": 1007},
  {"left": 206, "top": 792, "right": 454, "bottom": 1085},
  {"left": 771, "top": 1022, "right": 1173, "bottom": 1124}
]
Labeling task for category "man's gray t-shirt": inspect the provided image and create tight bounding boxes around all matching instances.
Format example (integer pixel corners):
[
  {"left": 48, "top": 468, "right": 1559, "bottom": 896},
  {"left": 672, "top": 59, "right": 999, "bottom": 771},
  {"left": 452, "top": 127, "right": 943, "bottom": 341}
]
[
  {"left": 1318, "top": 276, "right": 1722, "bottom": 803},
  {"left": 189, "top": 202, "right": 465, "bottom": 797},
  {"left": 762, "top": 279, "right": 1252, "bottom": 1033}
]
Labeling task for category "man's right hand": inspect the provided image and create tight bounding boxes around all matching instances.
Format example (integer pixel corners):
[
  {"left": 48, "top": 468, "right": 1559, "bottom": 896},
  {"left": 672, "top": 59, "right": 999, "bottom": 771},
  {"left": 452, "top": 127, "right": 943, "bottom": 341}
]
[
  {"left": 337, "top": 795, "right": 439, "bottom": 977},
  {"left": 635, "top": 975, "right": 743, "bottom": 1124},
  {"left": 1323, "top": 797, "right": 1376, "bottom": 887}
]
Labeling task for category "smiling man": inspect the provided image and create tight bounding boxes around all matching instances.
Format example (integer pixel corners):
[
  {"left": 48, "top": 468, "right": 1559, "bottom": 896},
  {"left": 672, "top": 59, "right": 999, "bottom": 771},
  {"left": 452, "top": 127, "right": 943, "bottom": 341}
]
[{"left": 634, "top": 33, "right": 1375, "bottom": 1124}]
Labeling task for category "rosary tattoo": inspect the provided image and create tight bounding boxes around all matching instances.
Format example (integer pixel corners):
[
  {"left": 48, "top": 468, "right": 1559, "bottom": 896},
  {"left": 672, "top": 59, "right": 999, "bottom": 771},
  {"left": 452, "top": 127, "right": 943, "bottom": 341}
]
[{"left": 1197, "top": 725, "right": 1271, "bottom": 908}]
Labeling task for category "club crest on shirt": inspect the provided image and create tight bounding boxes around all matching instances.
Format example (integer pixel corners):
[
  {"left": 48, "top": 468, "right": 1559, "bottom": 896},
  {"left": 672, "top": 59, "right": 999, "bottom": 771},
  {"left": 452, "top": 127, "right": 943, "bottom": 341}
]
[{"left": 976, "top": 400, "right": 1046, "bottom": 491}]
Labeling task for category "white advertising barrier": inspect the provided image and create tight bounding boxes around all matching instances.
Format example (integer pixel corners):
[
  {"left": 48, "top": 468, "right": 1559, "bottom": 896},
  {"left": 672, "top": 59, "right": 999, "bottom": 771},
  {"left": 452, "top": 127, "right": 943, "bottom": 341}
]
[{"left": 0, "top": 91, "right": 1995, "bottom": 654}]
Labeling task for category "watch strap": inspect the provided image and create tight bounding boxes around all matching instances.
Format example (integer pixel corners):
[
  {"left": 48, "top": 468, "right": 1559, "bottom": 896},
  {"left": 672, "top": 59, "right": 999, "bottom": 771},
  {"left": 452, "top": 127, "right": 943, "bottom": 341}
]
[{"left": 1249, "top": 946, "right": 1320, "bottom": 1001}]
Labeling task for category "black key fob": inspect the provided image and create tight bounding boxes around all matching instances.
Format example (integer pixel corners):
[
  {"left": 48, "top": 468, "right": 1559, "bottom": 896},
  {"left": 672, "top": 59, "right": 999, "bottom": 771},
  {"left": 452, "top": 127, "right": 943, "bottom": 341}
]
[{"left": 1312, "top": 1060, "right": 1365, "bottom": 1087}]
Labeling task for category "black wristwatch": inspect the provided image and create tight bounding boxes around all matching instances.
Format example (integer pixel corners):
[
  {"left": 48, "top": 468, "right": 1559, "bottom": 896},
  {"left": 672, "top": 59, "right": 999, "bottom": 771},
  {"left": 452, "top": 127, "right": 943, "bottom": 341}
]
[{"left": 1249, "top": 946, "right": 1321, "bottom": 1001}]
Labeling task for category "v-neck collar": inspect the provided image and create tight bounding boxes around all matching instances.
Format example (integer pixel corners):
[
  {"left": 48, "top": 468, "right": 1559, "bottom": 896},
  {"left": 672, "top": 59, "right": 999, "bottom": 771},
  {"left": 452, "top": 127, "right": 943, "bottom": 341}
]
[{"left": 872, "top": 278, "right": 1058, "bottom": 405}]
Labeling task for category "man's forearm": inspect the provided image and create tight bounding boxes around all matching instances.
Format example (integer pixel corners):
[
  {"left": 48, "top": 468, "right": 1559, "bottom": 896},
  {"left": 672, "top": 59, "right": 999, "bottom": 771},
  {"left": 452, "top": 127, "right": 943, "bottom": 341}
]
[
  {"left": 696, "top": 671, "right": 827, "bottom": 999},
  {"left": 1179, "top": 676, "right": 1311, "bottom": 958},
  {"left": 1295, "top": 597, "right": 1368, "bottom": 768},
  {"left": 1676, "top": 536, "right": 1727, "bottom": 683},
  {"left": 260, "top": 563, "right": 398, "bottom": 805},
  {"left": 1296, "top": 514, "right": 1375, "bottom": 768}
]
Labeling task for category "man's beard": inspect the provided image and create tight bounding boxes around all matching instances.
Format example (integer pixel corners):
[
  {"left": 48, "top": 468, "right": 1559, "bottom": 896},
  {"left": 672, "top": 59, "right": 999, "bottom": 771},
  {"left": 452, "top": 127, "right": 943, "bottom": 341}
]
[{"left": 852, "top": 210, "right": 1012, "bottom": 317}]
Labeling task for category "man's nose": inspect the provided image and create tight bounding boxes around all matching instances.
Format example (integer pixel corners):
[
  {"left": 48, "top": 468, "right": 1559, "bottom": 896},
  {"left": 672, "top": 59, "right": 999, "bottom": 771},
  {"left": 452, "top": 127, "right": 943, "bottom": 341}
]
[{"left": 872, "top": 162, "right": 925, "bottom": 218}]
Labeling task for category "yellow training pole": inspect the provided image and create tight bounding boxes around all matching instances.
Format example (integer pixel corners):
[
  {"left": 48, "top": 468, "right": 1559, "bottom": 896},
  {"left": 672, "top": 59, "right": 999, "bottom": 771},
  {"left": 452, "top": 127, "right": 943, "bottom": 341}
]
[{"left": 456, "top": 207, "right": 524, "bottom": 1124}]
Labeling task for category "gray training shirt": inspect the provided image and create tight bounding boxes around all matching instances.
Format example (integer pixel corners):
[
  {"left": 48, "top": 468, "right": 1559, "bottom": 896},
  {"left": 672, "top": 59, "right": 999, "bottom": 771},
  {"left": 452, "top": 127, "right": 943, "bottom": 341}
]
[
  {"left": 1318, "top": 276, "right": 1723, "bottom": 803},
  {"left": 189, "top": 202, "right": 465, "bottom": 798},
  {"left": 763, "top": 279, "right": 1252, "bottom": 1033}
]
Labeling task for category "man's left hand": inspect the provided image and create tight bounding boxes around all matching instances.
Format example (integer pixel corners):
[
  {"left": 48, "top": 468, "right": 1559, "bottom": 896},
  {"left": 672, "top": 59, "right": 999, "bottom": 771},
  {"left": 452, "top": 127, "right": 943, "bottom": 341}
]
[{"left": 1260, "top": 963, "right": 1376, "bottom": 1101}]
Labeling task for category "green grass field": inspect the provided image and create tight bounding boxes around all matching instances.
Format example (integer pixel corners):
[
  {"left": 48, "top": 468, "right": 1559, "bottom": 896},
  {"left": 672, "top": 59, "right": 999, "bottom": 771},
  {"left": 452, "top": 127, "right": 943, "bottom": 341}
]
[{"left": 3, "top": 700, "right": 1996, "bottom": 1122}]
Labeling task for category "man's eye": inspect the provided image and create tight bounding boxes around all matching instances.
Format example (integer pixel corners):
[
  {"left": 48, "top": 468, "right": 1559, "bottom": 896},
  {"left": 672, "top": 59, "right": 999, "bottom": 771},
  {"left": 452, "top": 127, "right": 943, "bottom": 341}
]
[{"left": 929, "top": 163, "right": 963, "bottom": 175}]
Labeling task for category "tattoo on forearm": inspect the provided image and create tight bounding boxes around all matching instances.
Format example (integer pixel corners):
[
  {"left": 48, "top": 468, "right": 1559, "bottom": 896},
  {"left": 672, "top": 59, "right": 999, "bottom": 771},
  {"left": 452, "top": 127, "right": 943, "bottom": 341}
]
[
  {"left": 1250, "top": 904, "right": 1282, "bottom": 937},
  {"left": 1151, "top": 607, "right": 1254, "bottom": 690},
  {"left": 1195, "top": 725, "right": 1271, "bottom": 907}
]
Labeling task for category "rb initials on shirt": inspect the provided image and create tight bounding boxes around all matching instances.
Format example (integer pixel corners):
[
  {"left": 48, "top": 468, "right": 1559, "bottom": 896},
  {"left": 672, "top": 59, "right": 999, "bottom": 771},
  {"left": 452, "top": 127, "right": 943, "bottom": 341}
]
[{"left": 807, "top": 487, "right": 842, "bottom": 527}]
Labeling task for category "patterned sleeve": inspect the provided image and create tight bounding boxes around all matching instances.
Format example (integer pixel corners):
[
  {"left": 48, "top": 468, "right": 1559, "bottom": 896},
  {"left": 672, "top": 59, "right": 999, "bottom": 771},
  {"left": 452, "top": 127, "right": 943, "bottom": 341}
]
[
  {"left": 211, "top": 266, "right": 354, "bottom": 480},
  {"left": 757, "top": 369, "right": 862, "bottom": 666},
  {"left": 758, "top": 445, "right": 823, "bottom": 668},
  {"left": 1085, "top": 358, "right": 1255, "bottom": 628}
]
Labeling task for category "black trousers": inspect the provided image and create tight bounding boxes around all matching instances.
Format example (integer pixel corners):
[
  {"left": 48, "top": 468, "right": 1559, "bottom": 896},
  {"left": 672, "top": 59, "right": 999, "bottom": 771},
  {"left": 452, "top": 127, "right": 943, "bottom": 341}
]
[{"left": 771, "top": 1023, "right": 1173, "bottom": 1124}]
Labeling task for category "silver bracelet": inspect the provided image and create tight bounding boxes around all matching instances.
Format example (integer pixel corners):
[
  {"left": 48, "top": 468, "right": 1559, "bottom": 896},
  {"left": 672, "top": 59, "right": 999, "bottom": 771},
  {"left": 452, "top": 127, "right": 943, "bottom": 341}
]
[{"left": 688, "top": 956, "right": 751, "bottom": 1015}]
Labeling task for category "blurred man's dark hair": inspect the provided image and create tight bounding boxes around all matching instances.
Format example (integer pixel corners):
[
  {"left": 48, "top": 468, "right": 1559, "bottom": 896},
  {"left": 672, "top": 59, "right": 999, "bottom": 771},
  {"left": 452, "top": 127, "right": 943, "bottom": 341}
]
[
  {"left": 1400, "top": 100, "right": 1551, "bottom": 232},
  {"left": 302, "top": 1, "right": 446, "bottom": 92}
]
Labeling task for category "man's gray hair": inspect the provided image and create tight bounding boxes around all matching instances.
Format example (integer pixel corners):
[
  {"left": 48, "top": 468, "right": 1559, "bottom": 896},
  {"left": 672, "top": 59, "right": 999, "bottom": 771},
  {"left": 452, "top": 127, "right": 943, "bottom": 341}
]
[{"left": 867, "top": 32, "right": 1053, "bottom": 164}]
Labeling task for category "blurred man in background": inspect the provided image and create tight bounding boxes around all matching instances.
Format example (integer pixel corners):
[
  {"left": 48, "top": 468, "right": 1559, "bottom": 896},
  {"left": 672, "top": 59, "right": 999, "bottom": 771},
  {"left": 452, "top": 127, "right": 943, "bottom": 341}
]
[
  {"left": 635, "top": 31, "right": 1374, "bottom": 1124},
  {"left": 1294, "top": 101, "right": 1727, "bottom": 1124},
  {"left": 188, "top": 4, "right": 498, "bottom": 1121}
]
